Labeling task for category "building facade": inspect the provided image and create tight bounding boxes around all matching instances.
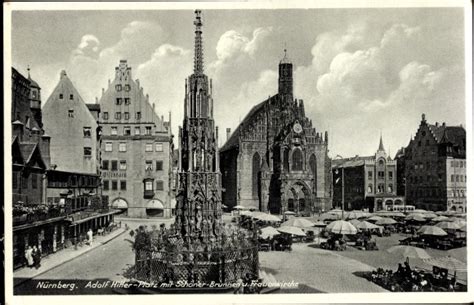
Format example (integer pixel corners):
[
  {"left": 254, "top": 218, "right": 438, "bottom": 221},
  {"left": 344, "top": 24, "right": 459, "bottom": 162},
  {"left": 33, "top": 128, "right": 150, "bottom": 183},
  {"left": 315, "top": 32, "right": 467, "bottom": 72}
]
[
  {"left": 42, "top": 70, "right": 101, "bottom": 175},
  {"left": 98, "top": 60, "right": 174, "bottom": 218},
  {"left": 403, "top": 114, "right": 466, "bottom": 212},
  {"left": 332, "top": 137, "right": 402, "bottom": 211},
  {"left": 220, "top": 52, "right": 332, "bottom": 214}
]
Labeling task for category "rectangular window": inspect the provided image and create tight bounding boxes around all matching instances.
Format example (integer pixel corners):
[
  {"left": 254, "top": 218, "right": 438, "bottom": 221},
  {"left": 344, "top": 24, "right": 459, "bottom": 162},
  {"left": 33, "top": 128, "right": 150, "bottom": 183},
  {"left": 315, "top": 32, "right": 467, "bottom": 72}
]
[
  {"left": 145, "top": 126, "right": 152, "bottom": 135},
  {"left": 69, "top": 94, "right": 74, "bottom": 100},
  {"left": 136, "top": 112, "right": 141, "bottom": 120},
  {"left": 124, "top": 112, "right": 130, "bottom": 120},
  {"left": 105, "top": 142, "right": 113, "bottom": 152},
  {"left": 156, "top": 160, "right": 163, "bottom": 171},
  {"left": 111, "top": 160, "right": 118, "bottom": 171},
  {"left": 22, "top": 176, "right": 28, "bottom": 189},
  {"left": 456, "top": 175, "right": 459, "bottom": 182},
  {"left": 124, "top": 127, "right": 131, "bottom": 136},
  {"left": 124, "top": 98, "right": 130, "bottom": 105},
  {"left": 145, "top": 160, "right": 153, "bottom": 171},
  {"left": 388, "top": 171, "right": 393, "bottom": 179},
  {"left": 103, "top": 180, "right": 109, "bottom": 191},
  {"left": 111, "top": 127, "right": 118, "bottom": 136},
  {"left": 83, "top": 127, "right": 92, "bottom": 137},
  {"left": 368, "top": 171, "right": 373, "bottom": 179},
  {"left": 135, "top": 127, "right": 140, "bottom": 135},
  {"left": 119, "top": 142, "right": 127, "bottom": 152},
  {"left": 115, "top": 84, "right": 122, "bottom": 91},
  {"left": 119, "top": 160, "right": 127, "bottom": 170},
  {"left": 451, "top": 175, "right": 455, "bottom": 182},
  {"left": 120, "top": 180, "right": 127, "bottom": 190},
  {"left": 155, "top": 143, "right": 163, "bottom": 152},
  {"left": 31, "top": 174, "right": 37, "bottom": 189},
  {"left": 84, "top": 147, "right": 92, "bottom": 157},
  {"left": 12, "top": 172, "right": 18, "bottom": 189},
  {"left": 124, "top": 84, "right": 131, "bottom": 92},
  {"left": 102, "top": 160, "right": 109, "bottom": 170},
  {"left": 103, "top": 112, "right": 109, "bottom": 120},
  {"left": 115, "top": 112, "right": 121, "bottom": 120},
  {"left": 59, "top": 93, "right": 63, "bottom": 99},
  {"left": 111, "top": 180, "right": 118, "bottom": 190},
  {"left": 156, "top": 180, "right": 164, "bottom": 191},
  {"left": 378, "top": 171, "right": 385, "bottom": 178},
  {"left": 145, "top": 181, "right": 153, "bottom": 191},
  {"left": 145, "top": 143, "right": 153, "bottom": 152},
  {"left": 68, "top": 109, "right": 74, "bottom": 118},
  {"left": 116, "top": 98, "right": 122, "bottom": 105}
]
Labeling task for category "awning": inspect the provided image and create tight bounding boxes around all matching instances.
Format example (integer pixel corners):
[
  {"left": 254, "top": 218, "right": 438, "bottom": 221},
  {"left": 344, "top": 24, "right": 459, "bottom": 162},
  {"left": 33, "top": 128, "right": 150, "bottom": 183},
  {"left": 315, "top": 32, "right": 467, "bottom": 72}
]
[
  {"left": 69, "top": 210, "right": 121, "bottom": 225},
  {"left": 147, "top": 199, "right": 164, "bottom": 210},
  {"left": 111, "top": 198, "right": 128, "bottom": 209}
]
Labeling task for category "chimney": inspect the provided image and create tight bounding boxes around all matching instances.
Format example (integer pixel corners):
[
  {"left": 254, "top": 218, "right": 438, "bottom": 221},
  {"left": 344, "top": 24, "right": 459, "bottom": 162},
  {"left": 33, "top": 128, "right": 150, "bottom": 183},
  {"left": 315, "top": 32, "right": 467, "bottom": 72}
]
[
  {"left": 442, "top": 122, "right": 446, "bottom": 127},
  {"left": 226, "top": 128, "right": 231, "bottom": 141}
]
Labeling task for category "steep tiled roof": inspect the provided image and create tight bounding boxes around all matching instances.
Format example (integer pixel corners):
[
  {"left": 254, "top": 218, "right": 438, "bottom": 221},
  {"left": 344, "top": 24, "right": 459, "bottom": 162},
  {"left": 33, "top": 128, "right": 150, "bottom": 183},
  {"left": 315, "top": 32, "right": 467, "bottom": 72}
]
[
  {"left": 220, "top": 96, "right": 274, "bottom": 152},
  {"left": 19, "top": 143, "right": 37, "bottom": 164},
  {"left": 86, "top": 103, "right": 101, "bottom": 111},
  {"left": 428, "top": 124, "right": 465, "bottom": 146},
  {"left": 331, "top": 156, "right": 374, "bottom": 169}
]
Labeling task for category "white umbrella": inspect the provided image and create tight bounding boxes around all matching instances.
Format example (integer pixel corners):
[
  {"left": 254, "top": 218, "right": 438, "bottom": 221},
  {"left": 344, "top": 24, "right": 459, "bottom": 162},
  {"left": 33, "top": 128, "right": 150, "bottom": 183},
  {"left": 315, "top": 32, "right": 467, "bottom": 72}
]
[
  {"left": 313, "top": 221, "right": 327, "bottom": 227},
  {"left": 284, "top": 211, "right": 296, "bottom": 215},
  {"left": 326, "top": 220, "right": 358, "bottom": 235},
  {"left": 255, "top": 213, "right": 281, "bottom": 222},
  {"left": 375, "top": 211, "right": 405, "bottom": 218},
  {"left": 387, "top": 245, "right": 431, "bottom": 260},
  {"left": 356, "top": 221, "right": 381, "bottom": 230},
  {"left": 367, "top": 215, "right": 384, "bottom": 222},
  {"left": 318, "top": 212, "right": 341, "bottom": 221},
  {"left": 423, "top": 256, "right": 467, "bottom": 272},
  {"left": 432, "top": 215, "right": 450, "bottom": 222},
  {"left": 406, "top": 214, "right": 427, "bottom": 222},
  {"left": 233, "top": 205, "right": 248, "bottom": 210},
  {"left": 436, "top": 221, "right": 462, "bottom": 230},
  {"left": 345, "top": 210, "right": 367, "bottom": 219},
  {"left": 281, "top": 218, "right": 314, "bottom": 228},
  {"left": 411, "top": 209, "right": 429, "bottom": 214},
  {"left": 348, "top": 219, "right": 362, "bottom": 226},
  {"left": 375, "top": 217, "right": 397, "bottom": 226},
  {"left": 259, "top": 226, "right": 281, "bottom": 239},
  {"left": 240, "top": 210, "right": 253, "bottom": 216},
  {"left": 418, "top": 225, "right": 448, "bottom": 236},
  {"left": 277, "top": 226, "right": 306, "bottom": 237}
]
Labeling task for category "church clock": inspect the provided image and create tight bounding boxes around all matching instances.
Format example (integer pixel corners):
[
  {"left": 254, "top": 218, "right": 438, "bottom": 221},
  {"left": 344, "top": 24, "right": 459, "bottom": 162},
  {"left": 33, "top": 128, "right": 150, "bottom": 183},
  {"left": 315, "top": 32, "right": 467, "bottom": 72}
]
[{"left": 293, "top": 122, "right": 303, "bottom": 134}]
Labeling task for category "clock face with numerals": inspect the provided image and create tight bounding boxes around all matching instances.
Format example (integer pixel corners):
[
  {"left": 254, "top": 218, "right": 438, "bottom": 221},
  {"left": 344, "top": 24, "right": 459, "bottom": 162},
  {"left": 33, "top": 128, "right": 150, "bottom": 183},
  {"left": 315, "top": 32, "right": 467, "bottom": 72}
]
[{"left": 293, "top": 123, "right": 303, "bottom": 134}]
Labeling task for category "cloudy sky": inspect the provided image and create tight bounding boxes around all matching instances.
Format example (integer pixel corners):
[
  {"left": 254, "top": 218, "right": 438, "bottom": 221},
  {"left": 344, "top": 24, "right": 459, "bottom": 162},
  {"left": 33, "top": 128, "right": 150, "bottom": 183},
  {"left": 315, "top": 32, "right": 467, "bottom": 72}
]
[{"left": 11, "top": 7, "right": 466, "bottom": 157}]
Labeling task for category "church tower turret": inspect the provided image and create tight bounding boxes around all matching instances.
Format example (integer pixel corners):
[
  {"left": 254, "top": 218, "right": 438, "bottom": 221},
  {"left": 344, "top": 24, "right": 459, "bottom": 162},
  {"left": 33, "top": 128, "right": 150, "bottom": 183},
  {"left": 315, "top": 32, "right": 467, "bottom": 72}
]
[
  {"left": 175, "top": 9, "right": 223, "bottom": 245},
  {"left": 278, "top": 49, "right": 293, "bottom": 99}
]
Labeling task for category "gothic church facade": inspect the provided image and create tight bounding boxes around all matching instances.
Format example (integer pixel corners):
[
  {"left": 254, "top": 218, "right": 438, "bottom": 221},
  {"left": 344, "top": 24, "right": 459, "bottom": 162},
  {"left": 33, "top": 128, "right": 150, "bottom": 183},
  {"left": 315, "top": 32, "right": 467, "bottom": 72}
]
[{"left": 220, "top": 52, "right": 332, "bottom": 214}]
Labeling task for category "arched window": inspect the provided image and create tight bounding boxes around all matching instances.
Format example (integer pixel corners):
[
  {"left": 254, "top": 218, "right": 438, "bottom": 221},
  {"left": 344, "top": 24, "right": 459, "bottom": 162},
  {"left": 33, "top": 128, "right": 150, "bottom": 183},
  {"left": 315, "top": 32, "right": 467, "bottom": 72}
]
[
  {"left": 292, "top": 149, "right": 303, "bottom": 171},
  {"left": 283, "top": 148, "right": 290, "bottom": 172},
  {"left": 367, "top": 184, "right": 373, "bottom": 193},
  {"left": 252, "top": 152, "right": 261, "bottom": 198}
]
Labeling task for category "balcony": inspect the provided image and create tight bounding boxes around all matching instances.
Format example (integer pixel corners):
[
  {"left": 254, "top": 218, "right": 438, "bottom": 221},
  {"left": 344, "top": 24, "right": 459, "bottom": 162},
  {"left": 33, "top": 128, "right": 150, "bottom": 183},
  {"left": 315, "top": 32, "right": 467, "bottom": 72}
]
[{"left": 144, "top": 190, "right": 155, "bottom": 199}]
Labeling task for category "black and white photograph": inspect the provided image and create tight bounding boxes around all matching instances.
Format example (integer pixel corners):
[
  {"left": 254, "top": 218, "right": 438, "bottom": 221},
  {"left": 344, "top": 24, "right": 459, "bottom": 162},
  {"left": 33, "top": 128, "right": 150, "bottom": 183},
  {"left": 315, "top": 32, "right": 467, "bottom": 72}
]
[{"left": 4, "top": 0, "right": 472, "bottom": 302}]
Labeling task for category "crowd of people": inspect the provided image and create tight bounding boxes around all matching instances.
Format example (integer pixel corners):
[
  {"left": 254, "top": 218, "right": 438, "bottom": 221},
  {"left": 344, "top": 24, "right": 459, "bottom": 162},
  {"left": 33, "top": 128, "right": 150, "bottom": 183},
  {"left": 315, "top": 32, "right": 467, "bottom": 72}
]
[{"left": 368, "top": 261, "right": 464, "bottom": 292}]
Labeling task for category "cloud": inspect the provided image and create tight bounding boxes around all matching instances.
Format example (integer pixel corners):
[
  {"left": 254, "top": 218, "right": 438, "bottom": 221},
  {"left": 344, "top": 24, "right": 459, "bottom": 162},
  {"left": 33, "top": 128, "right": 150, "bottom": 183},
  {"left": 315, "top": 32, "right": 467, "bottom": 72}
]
[
  {"left": 135, "top": 44, "right": 193, "bottom": 137},
  {"left": 56, "top": 21, "right": 166, "bottom": 104}
]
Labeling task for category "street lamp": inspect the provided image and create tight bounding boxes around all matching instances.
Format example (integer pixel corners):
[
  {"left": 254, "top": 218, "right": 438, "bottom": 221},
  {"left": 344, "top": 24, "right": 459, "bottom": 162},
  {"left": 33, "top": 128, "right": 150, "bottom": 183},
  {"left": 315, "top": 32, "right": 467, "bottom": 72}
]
[{"left": 334, "top": 155, "right": 345, "bottom": 219}]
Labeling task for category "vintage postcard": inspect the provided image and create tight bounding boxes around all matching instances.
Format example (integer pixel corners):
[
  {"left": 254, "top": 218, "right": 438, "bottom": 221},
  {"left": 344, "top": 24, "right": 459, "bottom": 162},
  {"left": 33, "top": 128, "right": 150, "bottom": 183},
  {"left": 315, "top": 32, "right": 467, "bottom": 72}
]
[{"left": 3, "top": 0, "right": 472, "bottom": 304}]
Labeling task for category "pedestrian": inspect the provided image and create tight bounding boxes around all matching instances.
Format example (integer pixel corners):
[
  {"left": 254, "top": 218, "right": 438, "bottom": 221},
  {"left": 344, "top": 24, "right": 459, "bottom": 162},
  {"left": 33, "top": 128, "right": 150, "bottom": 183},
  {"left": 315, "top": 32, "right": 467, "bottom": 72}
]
[
  {"left": 25, "top": 246, "right": 34, "bottom": 268},
  {"left": 32, "top": 245, "right": 41, "bottom": 269},
  {"left": 87, "top": 228, "right": 93, "bottom": 245}
]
